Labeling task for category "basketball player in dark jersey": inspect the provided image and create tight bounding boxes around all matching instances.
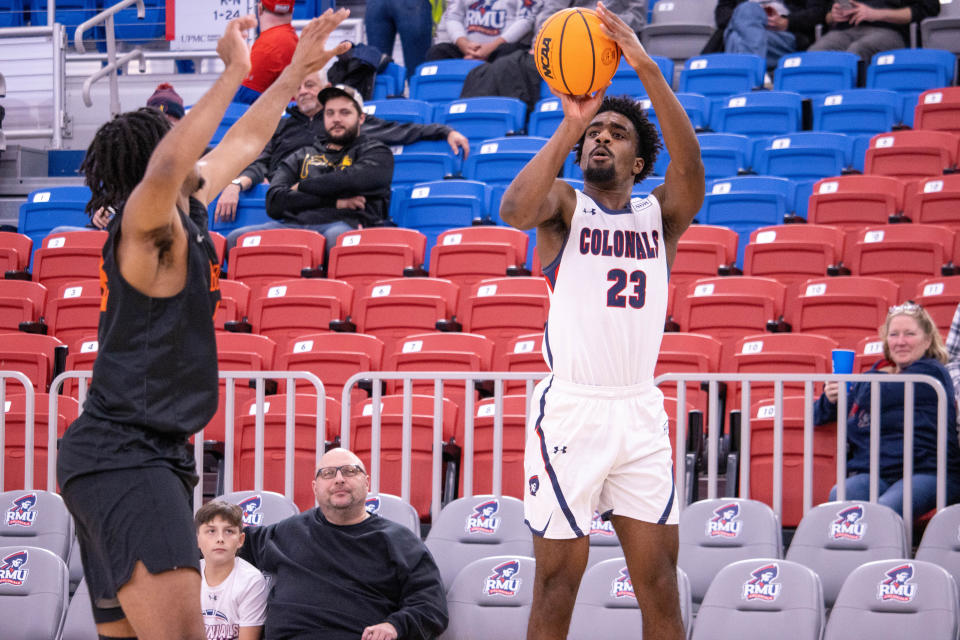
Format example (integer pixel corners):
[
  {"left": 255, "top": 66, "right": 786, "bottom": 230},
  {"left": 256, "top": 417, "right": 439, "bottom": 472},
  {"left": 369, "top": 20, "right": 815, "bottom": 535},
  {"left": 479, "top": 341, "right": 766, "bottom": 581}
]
[{"left": 56, "top": 11, "right": 351, "bottom": 640}]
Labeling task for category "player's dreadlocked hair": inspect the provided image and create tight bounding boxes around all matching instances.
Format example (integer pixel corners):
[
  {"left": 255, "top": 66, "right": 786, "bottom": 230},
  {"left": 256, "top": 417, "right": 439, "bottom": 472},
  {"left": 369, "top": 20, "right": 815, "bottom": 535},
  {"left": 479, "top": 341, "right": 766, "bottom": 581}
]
[
  {"left": 79, "top": 107, "right": 172, "bottom": 216},
  {"left": 574, "top": 95, "right": 662, "bottom": 183}
]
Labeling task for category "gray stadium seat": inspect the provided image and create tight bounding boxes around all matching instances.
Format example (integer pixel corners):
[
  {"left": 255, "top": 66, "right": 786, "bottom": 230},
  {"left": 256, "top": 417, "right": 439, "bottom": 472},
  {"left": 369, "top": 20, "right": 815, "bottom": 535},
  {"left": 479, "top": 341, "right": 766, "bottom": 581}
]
[
  {"left": 916, "top": 504, "right": 960, "bottom": 588},
  {"left": 216, "top": 490, "right": 299, "bottom": 528},
  {"left": 366, "top": 492, "right": 419, "bottom": 535},
  {"left": 62, "top": 578, "right": 97, "bottom": 640},
  {"left": 0, "top": 545, "right": 69, "bottom": 640},
  {"left": 586, "top": 509, "right": 625, "bottom": 568},
  {"left": 919, "top": 0, "right": 960, "bottom": 54},
  {"left": 425, "top": 495, "right": 533, "bottom": 590},
  {"left": 677, "top": 498, "right": 783, "bottom": 604},
  {"left": 692, "top": 558, "right": 824, "bottom": 640},
  {"left": 639, "top": 0, "right": 717, "bottom": 64},
  {"left": 568, "top": 558, "right": 692, "bottom": 640},
  {"left": 440, "top": 554, "right": 536, "bottom": 640},
  {"left": 785, "top": 501, "right": 907, "bottom": 608},
  {"left": 0, "top": 490, "right": 73, "bottom": 562},
  {"left": 824, "top": 559, "right": 959, "bottom": 640}
]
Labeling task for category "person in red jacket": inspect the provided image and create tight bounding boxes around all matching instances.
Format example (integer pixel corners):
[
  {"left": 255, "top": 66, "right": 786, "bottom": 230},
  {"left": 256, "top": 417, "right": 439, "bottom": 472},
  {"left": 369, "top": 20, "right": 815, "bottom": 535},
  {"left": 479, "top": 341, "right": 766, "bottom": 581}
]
[{"left": 234, "top": 0, "right": 300, "bottom": 104}]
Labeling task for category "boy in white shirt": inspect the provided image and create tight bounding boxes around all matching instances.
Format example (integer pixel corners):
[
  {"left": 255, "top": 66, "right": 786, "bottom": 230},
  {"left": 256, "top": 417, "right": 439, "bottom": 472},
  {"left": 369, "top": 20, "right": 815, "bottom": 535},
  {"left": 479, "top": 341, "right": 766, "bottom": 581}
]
[{"left": 196, "top": 500, "right": 269, "bottom": 640}]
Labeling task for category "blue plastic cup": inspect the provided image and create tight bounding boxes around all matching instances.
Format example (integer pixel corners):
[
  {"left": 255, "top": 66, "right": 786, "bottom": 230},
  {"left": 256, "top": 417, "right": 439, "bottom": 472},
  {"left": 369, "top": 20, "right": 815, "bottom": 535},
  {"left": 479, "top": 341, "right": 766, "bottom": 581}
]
[{"left": 832, "top": 349, "right": 855, "bottom": 393}]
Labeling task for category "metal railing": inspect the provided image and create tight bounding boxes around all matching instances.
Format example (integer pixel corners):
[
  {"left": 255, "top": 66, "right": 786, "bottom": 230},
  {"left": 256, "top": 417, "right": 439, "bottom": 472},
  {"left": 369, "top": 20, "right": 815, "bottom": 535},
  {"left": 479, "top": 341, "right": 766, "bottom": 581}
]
[
  {"left": 0, "top": 23, "right": 67, "bottom": 147},
  {"left": 73, "top": 0, "right": 146, "bottom": 113},
  {"left": 0, "top": 372, "right": 37, "bottom": 490}
]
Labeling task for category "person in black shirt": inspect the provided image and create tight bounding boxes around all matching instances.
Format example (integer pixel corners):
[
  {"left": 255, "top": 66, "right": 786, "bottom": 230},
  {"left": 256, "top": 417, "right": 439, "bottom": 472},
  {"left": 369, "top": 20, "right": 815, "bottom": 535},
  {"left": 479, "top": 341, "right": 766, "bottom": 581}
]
[
  {"left": 55, "top": 11, "right": 352, "bottom": 639},
  {"left": 240, "top": 448, "right": 448, "bottom": 640}
]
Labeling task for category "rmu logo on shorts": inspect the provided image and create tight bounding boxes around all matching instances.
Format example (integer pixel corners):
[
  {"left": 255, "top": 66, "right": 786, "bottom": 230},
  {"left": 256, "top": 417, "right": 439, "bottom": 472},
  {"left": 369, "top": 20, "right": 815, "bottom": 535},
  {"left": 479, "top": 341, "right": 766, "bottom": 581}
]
[
  {"left": 830, "top": 505, "right": 867, "bottom": 541},
  {"left": 4, "top": 493, "right": 38, "bottom": 527},
  {"left": 365, "top": 496, "right": 381, "bottom": 514},
  {"left": 466, "top": 499, "right": 501, "bottom": 534},
  {"left": 877, "top": 564, "right": 917, "bottom": 602},
  {"left": 201, "top": 608, "right": 239, "bottom": 639},
  {"left": 0, "top": 550, "right": 29, "bottom": 586},
  {"left": 484, "top": 560, "right": 522, "bottom": 597},
  {"left": 706, "top": 502, "right": 742, "bottom": 538},
  {"left": 611, "top": 567, "right": 634, "bottom": 599},
  {"left": 742, "top": 563, "right": 781, "bottom": 602},
  {"left": 528, "top": 475, "right": 539, "bottom": 496},
  {"left": 238, "top": 496, "right": 264, "bottom": 527},
  {"left": 590, "top": 510, "right": 616, "bottom": 537}
]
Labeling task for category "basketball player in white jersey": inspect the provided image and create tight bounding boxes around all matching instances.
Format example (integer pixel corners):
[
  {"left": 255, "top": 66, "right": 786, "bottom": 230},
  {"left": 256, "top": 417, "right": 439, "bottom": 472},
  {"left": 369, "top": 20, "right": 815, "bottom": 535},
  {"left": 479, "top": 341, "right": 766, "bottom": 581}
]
[{"left": 499, "top": 4, "right": 704, "bottom": 639}]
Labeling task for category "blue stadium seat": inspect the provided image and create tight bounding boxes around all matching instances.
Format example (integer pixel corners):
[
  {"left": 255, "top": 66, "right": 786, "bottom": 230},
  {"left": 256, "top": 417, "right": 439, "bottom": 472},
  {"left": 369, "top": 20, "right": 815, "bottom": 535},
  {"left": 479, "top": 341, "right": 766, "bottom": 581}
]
[
  {"left": 697, "top": 132, "right": 752, "bottom": 178},
  {"left": 363, "top": 98, "right": 432, "bottom": 125},
  {"left": 773, "top": 51, "right": 859, "bottom": 97},
  {"left": 210, "top": 183, "right": 270, "bottom": 234},
  {"left": 529, "top": 97, "right": 563, "bottom": 138},
  {"left": 700, "top": 176, "right": 797, "bottom": 266},
  {"left": 753, "top": 132, "right": 854, "bottom": 215},
  {"left": 812, "top": 89, "right": 901, "bottom": 136},
  {"left": 634, "top": 175, "right": 665, "bottom": 196},
  {"left": 373, "top": 62, "right": 407, "bottom": 100},
  {"left": 210, "top": 102, "right": 250, "bottom": 146},
  {"left": 643, "top": 92, "right": 711, "bottom": 131},
  {"left": 0, "top": 0, "right": 23, "bottom": 27},
  {"left": 29, "top": 0, "right": 97, "bottom": 44},
  {"left": 410, "top": 59, "right": 483, "bottom": 105},
  {"left": 293, "top": 0, "right": 314, "bottom": 20},
  {"left": 391, "top": 151, "right": 460, "bottom": 190},
  {"left": 608, "top": 55, "right": 676, "bottom": 96},
  {"left": 564, "top": 151, "right": 584, "bottom": 180},
  {"left": 866, "top": 48, "right": 957, "bottom": 126},
  {"left": 113, "top": 0, "right": 165, "bottom": 44},
  {"left": 17, "top": 186, "right": 91, "bottom": 258},
  {"left": 395, "top": 180, "right": 491, "bottom": 254},
  {"left": 679, "top": 54, "right": 765, "bottom": 107},
  {"left": 712, "top": 91, "right": 803, "bottom": 136},
  {"left": 462, "top": 136, "right": 547, "bottom": 188},
  {"left": 438, "top": 97, "right": 527, "bottom": 149}
]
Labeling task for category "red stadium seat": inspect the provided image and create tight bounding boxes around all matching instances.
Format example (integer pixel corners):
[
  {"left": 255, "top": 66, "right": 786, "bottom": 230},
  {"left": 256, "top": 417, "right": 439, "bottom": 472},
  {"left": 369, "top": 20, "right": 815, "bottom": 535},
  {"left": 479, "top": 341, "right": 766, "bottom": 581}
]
[
  {"left": 248, "top": 278, "right": 354, "bottom": 353},
  {"left": 913, "top": 86, "right": 960, "bottom": 134},
  {"left": 662, "top": 396, "right": 698, "bottom": 460},
  {"left": 806, "top": 175, "right": 905, "bottom": 232},
  {"left": 2, "top": 393, "right": 79, "bottom": 491},
  {"left": 327, "top": 228, "right": 427, "bottom": 291},
  {"left": 671, "top": 224, "right": 739, "bottom": 299},
  {"left": 0, "top": 231, "right": 32, "bottom": 274},
  {"left": 0, "top": 280, "right": 47, "bottom": 332},
  {"left": 903, "top": 174, "right": 960, "bottom": 228},
  {"left": 863, "top": 130, "right": 960, "bottom": 183},
  {"left": 350, "top": 394, "right": 459, "bottom": 519},
  {"left": 915, "top": 276, "right": 960, "bottom": 338},
  {"left": 207, "top": 333, "right": 279, "bottom": 443},
  {"left": 209, "top": 231, "right": 227, "bottom": 266},
  {"left": 215, "top": 278, "right": 251, "bottom": 330},
  {"left": 461, "top": 277, "right": 550, "bottom": 361},
  {"left": 236, "top": 394, "right": 340, "bottom": 511},
  {"left": 384, "top": 331, "right": 495, "bottom": 412},
  {"left": 45, "top": 279, "right": 101, "bottom": 348},
  {"left": 674, "top": 276, "right": 786, "bottom": 362},
  {"left": 493, "top": 333, "right": 549, "bottom": 395},
  {"left": 458, "top": 395, "right": 527, "bottom": 499},
  {"left": 845, "top": 224, "right": 954, "bottom": 295},
  {"left": 353, "top": 277, "right": 459, "bottom": 358},
  {"left": 730, "top": 332, "right": 837, "bottom": 406},
  {"left": 0, "top": 333, "right": 64, "bottom": 391},
  {"left": 31, "top": 231, "right": 107, "bottom": 296},
  {"left": 745, "top": 395, "right": 837, "bottom": 527},
  {"left": 656, "top": 332, "right": 723, "bottom": 417},
  {"left": 228, "top": 229, "right": 325, "bottom": 296},
  {"left": 790, "top": 276, "right": 899, "bottom": 349},
  {"left": 61, "top": 335, "right": 98, "bottom": 400},
  {"left": 853, "top": 335, "right": 885, "bottom": 373}
]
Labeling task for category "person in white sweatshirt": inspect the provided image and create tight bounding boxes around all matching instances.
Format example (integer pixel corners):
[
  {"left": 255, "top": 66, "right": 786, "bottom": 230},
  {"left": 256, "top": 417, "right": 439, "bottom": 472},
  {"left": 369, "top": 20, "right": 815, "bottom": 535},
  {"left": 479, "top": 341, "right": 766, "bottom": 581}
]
[{"left": 426, "top": 0, "right": 540, "bottom": 62}]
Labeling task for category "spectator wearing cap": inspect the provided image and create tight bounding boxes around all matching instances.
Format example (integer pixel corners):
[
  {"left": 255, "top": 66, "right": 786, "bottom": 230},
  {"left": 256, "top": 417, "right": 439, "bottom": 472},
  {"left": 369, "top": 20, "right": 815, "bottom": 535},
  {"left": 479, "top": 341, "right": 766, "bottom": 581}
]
[
  {"left": 214, "top": 69, "right": 469, "bottom": 225},
  {"left": 225, "top": 84, "right": 394, "bottom": 256},
  {"left": 146, "top": 82, "right": 185, "bottom": 123},
  {"left": 234, "top": 0, "right": 299, "bottom": 104}
]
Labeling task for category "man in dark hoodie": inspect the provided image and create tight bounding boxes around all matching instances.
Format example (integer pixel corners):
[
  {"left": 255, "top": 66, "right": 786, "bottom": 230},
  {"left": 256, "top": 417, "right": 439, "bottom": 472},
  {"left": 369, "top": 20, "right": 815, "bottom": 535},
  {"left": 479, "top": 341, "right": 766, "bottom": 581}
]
[
  {"left": 715, "top": 0, "right": 829, "bottom": 67},
  {"left": 215, "top": 69, "right": 469, "bottom": 223}
]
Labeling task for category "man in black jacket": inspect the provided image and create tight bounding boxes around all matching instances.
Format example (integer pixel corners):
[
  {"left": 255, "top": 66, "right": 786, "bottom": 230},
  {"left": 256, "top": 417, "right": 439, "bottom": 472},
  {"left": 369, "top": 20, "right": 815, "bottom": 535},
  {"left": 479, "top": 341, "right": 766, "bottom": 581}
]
[
  {"left": 215, "top": 69, "right": 469, "bottom": 223},
  {"left": 225, "top": 84, "right": 394, "bottom": 252},
  {"left": 715, "top": 0, "right": 829, "bottom": 67},
  {"left": 239, "top": 448, "right": 448, "bottom": 640}
]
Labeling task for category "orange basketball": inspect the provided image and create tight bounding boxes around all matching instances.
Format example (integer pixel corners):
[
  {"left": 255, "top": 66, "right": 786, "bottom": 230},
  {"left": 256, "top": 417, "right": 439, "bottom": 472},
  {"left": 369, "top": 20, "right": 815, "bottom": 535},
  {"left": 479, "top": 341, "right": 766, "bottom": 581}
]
[{"left": 534, "top": 8, "right": 621, "bottom": 96}]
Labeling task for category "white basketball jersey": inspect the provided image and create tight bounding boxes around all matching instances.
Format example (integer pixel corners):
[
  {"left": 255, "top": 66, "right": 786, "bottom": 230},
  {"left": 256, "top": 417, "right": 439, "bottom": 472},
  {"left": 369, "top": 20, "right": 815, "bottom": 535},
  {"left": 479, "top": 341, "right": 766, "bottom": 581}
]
[{"left": 542, "top": 190, "right": 668, "bottom": 387}]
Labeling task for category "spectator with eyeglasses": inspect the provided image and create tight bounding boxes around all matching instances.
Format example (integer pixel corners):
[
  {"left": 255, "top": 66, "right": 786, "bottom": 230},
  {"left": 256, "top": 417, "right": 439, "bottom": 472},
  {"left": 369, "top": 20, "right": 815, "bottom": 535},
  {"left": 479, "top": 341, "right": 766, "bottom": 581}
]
[
  {"left": 814, "top": 302, "right": 960, "bottom": 517},
  {"left": 238, "top": 448, "right": 448, "bottom": 640}
]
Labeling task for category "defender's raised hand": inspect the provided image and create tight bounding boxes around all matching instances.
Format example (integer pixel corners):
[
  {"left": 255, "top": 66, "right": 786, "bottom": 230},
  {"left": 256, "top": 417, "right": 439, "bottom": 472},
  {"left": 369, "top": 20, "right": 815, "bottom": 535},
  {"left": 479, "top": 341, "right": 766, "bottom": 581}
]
[
  {"left": 595, "top": 1, "right": 647, "bottom": 69},
  {"left": 288, "top": 8, "right": 353, "bottom": 77},
  {"left": 217, "top": 15, "right": 257, "bottom": 73}
]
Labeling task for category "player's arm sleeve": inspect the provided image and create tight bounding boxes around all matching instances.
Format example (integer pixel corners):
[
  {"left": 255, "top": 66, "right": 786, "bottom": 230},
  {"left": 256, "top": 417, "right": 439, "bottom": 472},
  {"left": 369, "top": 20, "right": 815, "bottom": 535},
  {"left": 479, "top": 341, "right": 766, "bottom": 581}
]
[
  {"left": 384, "top": 546, "right": 449, "bottom": 640},
  {"left": 296, "top": 145, "right": 394, "bottom": 198},
  {"left": 237, "top": 568, "right": 269, "bottom": 627}
]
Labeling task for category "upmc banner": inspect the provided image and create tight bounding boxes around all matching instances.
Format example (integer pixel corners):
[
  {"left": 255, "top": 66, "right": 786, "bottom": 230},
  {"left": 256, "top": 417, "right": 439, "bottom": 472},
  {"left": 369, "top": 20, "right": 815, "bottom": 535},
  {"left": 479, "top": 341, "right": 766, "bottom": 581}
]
[{"left": 166, "top": 0, "right": 257, "bottom": 50}]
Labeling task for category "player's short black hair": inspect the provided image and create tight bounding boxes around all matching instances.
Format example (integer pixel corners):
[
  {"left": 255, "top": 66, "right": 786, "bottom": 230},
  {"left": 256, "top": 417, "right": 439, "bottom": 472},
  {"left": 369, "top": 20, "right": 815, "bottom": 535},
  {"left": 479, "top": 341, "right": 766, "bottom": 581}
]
[
  {"left": 79, "top": 107, "right": 172, "bottom": 216},
  {"left": 194, "top": 500, "right": 243, "bottom": 530},
  {"left": 574, "top": 95, "right": 662, "bottom": 183}
]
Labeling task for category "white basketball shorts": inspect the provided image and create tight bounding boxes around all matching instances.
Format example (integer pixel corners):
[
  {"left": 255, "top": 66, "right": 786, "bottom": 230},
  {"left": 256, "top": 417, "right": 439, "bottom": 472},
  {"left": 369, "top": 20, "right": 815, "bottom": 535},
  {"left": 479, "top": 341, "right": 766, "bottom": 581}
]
[{"left": 523, "top": 375, "right": 678, "bottom": 539}]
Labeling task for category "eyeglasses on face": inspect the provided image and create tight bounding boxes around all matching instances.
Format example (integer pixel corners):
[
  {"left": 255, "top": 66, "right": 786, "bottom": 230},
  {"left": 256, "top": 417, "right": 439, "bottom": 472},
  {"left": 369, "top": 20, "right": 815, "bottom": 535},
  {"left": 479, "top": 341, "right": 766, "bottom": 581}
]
[{"left": 315, "top": 464, "right": 365, "bottom": 480}]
